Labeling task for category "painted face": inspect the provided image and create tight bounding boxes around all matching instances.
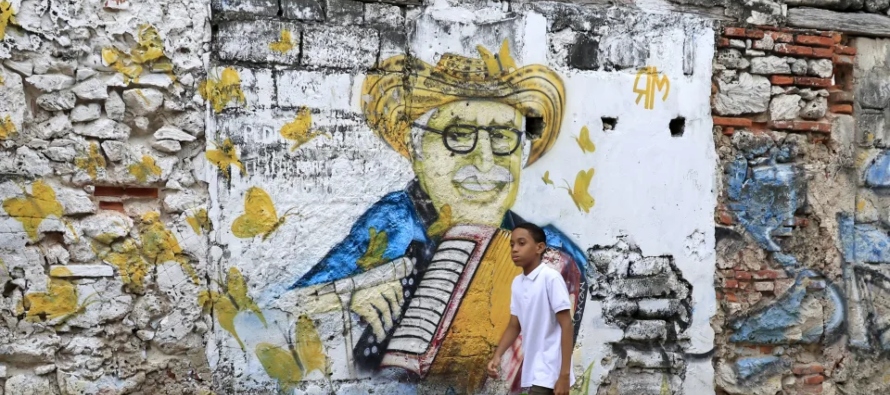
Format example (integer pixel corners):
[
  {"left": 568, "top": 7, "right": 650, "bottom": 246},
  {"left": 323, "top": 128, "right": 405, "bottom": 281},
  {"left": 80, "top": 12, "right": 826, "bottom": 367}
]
[
  {"left": 510, "top": 228, "right": 544, "bottom": 268},
  {"left": 412, "top": 100, "right": 524, "bottom": 227}
]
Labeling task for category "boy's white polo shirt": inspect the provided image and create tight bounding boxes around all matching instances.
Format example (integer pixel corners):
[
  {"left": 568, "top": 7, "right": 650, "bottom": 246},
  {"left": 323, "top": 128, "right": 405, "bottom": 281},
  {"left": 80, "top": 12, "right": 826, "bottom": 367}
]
[{"left": 510, "top": 262, "right": 576, "bottom": 389}]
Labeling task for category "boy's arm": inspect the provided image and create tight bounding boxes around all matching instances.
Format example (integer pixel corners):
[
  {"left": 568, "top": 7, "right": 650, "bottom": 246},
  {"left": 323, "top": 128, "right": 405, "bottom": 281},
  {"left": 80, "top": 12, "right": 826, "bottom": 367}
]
[
  {"left": 487, "top": 315, "right": 521, "bottom": 378},
  {"left": 554, "top": 309, "right": 573, "bottom": 394}
]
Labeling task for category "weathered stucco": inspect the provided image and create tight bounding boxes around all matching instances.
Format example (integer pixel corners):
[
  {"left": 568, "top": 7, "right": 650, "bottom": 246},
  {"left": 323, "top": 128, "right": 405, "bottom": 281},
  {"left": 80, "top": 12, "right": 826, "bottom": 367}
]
[{"left": 0, "top": 0, "right": 889, "bottom": 394}]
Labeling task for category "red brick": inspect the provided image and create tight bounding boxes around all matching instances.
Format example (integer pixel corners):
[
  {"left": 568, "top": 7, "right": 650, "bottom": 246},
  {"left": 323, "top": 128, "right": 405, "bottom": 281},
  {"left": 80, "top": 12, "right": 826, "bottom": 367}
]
[
  {"left": 834, "top": 54, "right": 854, "bottom": 66},
  {"left": 724, "top": 279, "right": 739, "bottom": 288},
  {"left": 796, "top": 35, "right": 834, "bottom": 47},
  {"left": 770, "top": 120, "right": 795, "bottom": 130},
  {"left": 795, "top": 77, "right": 832, "bottom": 88},
  {"left": 718, "top": 38, "right": 731, "bottom": 48},
  {"left": 759, "top": 345, "right": 774, "bottom": 354},
  {"left": 812, "top": 47, "right": 834, "bottom": 58},
  {"left": 725, "top": 292, "right": 739, "bottom": 302},
  {"left": 803, "top": 375, "right": 825, "bottom": 385},
  {"left": 713, "top": 117, "right": 753, "bottom": 127},
  {"left": 794, "top": 216, "right": 811, "bottom": 227},
  {"left": 767, "top": 31, "right": 794, "bottom": 43},
  {"left": 828, "top": 90, "right": 854, "bottom": 104},
  {"left": 794, "top": 121, "right": 832, "bottom": 133},
  {"left": 775, "top": 43, "right": 814, "bottom": 56},
  {"left": 830, "top": 104, "right": 853, "bottom": 114},
  {"left": 753, "top": 269, "right": 786, "bottom": 279},
  {"left": 835, "top": 44, "right": 856, "bottom": 55},
  {"left": 724, "top": 27, "right": 746, "bottom": 37},
  {"left": 725, "top": 27, "right": 764, "bottom": 39},
  {"left": 825, "top": 32, "right": 842, "bottom": 43},
  {"left": 793, "top": 363, "right": 825, "bottom": 375},
  {"left": 771, "top": 75, "right": 795, "bottom": 85},
  {"left": 718, "top": 210, "right": 734, "bottom": 225},
  {"left": 94, "top": 186, "right": 126, "bottom": 196},
  {"left": 722, "top": 127, "right": 736, "bottom": 136},
  {"left": 715, "top": 291, "right": 723, "bottom": 300},
  {"left": 99, "top": 201, "right": 125, "bottom": 213},
  {"left": 735, "top": 271, "right": 753, "bottom": 281},
  {"left": 124, "top": 187, "right": 159, "bottom": 198}
]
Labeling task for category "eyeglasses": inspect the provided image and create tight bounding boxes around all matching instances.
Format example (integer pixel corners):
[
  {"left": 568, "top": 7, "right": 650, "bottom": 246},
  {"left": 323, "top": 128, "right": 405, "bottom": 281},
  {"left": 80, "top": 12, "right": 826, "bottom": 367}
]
[{"left": 412, "top": 123, "right": 523, "bottom": 156}]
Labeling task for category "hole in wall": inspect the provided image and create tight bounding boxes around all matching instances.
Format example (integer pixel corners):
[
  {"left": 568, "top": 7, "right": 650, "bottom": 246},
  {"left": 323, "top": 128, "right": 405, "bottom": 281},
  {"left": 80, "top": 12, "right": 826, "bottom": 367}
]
[
  {"left": 602, "top": 117, "right": 617, "bottom": 131},
  {"left": 670, "top": 117, "right": 686, "bottom": 137},
  {"left": 525, "top": 116, "right": 544, "bottom": 140}
]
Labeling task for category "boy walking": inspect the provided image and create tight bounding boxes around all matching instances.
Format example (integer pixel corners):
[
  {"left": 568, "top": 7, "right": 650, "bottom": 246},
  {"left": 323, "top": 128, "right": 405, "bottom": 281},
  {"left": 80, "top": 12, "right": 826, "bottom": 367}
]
[{"left": 487, "top": 223, "right": 575, "bottom": 395}]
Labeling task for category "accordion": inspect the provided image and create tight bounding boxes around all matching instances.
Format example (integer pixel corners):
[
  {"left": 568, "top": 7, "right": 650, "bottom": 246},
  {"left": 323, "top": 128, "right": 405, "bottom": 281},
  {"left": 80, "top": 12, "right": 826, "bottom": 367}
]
[{"left": 352, "top": 224, "right": 582, "bottom": 392}]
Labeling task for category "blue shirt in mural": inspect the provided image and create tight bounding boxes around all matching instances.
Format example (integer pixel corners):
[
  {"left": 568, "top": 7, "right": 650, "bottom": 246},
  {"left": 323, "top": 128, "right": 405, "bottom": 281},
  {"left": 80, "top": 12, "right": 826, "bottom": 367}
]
[{"left": 289, "top": 180, "right": 588, "bottom": 288}]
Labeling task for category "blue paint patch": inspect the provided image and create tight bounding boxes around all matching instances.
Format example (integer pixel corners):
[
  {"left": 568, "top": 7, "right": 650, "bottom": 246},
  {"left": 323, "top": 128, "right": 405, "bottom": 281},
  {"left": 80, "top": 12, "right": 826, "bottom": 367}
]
[
  {"left": 865, "top": 150, "right": 890, "bottom": 188},
  {"left": 726, "top": 164, "right": 806, "bottom": 252},
  {"left": 772, "top": 253, "right": 798, "bottom": 269},
  {"left": 726, "top": 156, "right": 747, "bottom": 201},
  {"left": 730, "top": 270, "right": 822, "bottom": 344},
  {"left": 736, "top": 356, "right": 787, "bottom": 380},
  {"left": 839, "top": 213, "right": 890, "bottom": 264}
]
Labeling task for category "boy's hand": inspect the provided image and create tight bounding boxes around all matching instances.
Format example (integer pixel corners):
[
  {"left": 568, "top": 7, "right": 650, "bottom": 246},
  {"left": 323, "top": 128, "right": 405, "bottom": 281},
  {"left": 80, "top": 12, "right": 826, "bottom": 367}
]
[
  {"left": 486, "top": 355, "right": 501, "bottom": 378},
  {"left": 554, "top": 375, "right": 570, "bottom": 395}
]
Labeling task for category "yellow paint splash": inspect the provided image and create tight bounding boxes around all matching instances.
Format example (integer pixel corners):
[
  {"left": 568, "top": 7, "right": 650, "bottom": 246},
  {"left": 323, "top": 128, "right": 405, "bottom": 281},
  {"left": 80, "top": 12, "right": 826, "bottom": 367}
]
[
  {"left": 128, "top": 155, "right": 162, "bottom": 183},
  {"left": 24, "top": 278, "right": 78, "bottom": 321},
  {"left": 561, "top": 168, "right": 595, "bottom": 213},
  {"left": 856, "top": 198, "right": 867, "bottom": 212},
  {"left": 206, "top": 138, "right": 245, "bottom": 179},
  {"left": 187, "top": 208, "right": 211, "bottom": 235},
  {"left": 575, "top": 126, "right": 596, "bottom": 153},
  {"left": 0, "top": 115, "right": 16, "bottom": 140},
  {"left": 74, "top": 143, "right": 107, "bottom": 180},
  {"left": 476, "top": 39, "right": 517, "bottom": 75},
  {"left": 356, "top": 227, "right": 388, "bottom": 271},
  {"left": 140, "top": 212, "right": 198, "bottom": 283},
  {"left": 101, "top": 24, "right": 172, "bottom": 84},
  {"left": 231, "top": 187, "right": 295, "bottom": 241},
  {"left": 198, "top": 267, "right": 266, "bottom": 350},
  {"left": 95, "top": 238, "right": 150, "bottom": 293},
  {"left": 255, "top": 315, "right": 327, "bottom": 389},
  {"left": 269, "top": 29, "right": 295, "bottom": 54},
  {"left": 0, "top": 0, "right": 17, "bottom": 41},
  {"left": 427, "top": 204, "right": 451, "bottom": 238},
  {"left": 49, "top": 266, "right": 73, "bottom": 277},
  {"left": 2, "top": 180, "right": 64, "bottom": 241},
  {"left": 199, "top": 67, "right": 246, "bottom": 113},
  {"left": 280, "top": 107, "right": 328, "bottom": 151},
  {"left": 542, "top": 170, "right": 554, "bottom": 186}
]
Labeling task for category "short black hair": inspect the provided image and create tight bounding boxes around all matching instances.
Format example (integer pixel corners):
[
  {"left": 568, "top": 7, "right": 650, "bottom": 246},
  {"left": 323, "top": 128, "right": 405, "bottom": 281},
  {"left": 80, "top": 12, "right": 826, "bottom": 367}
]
[{"left": 513, "top": 222, "right": 547, "bottom": 244}]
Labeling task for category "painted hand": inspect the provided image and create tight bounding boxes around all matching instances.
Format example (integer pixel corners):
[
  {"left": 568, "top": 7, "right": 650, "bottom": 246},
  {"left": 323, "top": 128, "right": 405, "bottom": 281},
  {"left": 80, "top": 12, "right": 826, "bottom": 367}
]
[
  {"left": 349, "top": 280, "right": 405, "bottom": 341},
  {"left": 486, "top": 355, "right": 501, "bottom": 379}
]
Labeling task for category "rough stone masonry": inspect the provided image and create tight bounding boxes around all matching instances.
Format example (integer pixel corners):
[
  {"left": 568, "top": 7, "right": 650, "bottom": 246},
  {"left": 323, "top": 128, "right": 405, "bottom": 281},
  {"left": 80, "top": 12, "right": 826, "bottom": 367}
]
[{"left": 0, "top": 0, "right": 889, "bottom": 394}]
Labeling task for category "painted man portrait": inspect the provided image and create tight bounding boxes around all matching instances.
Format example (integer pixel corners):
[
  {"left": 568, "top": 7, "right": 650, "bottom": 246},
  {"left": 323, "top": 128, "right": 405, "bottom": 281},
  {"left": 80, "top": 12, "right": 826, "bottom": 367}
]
[{"left": 285, "top": 42, "right": 588, "bottom": 393}]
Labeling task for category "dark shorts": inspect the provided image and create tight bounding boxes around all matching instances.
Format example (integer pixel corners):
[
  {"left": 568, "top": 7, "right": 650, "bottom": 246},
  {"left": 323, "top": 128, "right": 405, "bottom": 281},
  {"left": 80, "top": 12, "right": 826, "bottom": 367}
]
[{"left": 528, "top": 386, "right": 554, "bottom": 395}]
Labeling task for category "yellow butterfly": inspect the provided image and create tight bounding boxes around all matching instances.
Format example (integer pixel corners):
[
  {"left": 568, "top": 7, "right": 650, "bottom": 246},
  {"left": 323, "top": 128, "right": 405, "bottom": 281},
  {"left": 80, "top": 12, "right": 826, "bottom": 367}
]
[
  {"left": 0, "top": 0, "right": 18, "bottom": 41},
  {"left": 575, "top": 126, "right": 596, "bottom": 154},
  {"left": 95, "top": 237, "right": 150, "bottom": 293},
  {"left": 269, "top": 29, "right": 295, "bottom": 54},
  {"left": 427, "top": 204, "right": 452, "bottom": 238},
  {"left": 128, "top": 155, "right": 162, "bottom": 183},
  {"left": 0, "top": 115, "right": 16, "bottom": 140},
  {"left": 542, "top": 171, "right": 554, "bottom": 186},
  {"left": 140, "top": 212, "right": 199, "bottom": 283},
  {"left": 280, "top": 107, "right": 329, "bottom": 151},
  {"left": 199, "top": 67, "right": 246, "bottom": 113},
  {"left": 206, "top": 138, "right": 246, "bottom": 179},
  {"left": 231, "top": 187, "right": 297, "bottom": 241},
  {"left": 2, "top": 180, "right": 64, "bottom": 241},
  {"left": 74, "top": 142, "right": 107, "bottom": 180},
  {"left": 130, "top": 24, "right": 165, "bottom": 64},
  {"left": 23, "top": 278, "right": 80, "bottom": 322},
  {"left": 187, "top": 208, "right": 212, "bottom": 235},
  {"left": 255, "top": 315, "right": 327, "bottom": 390},
  {"left": 198, "top": 267, "right": 267, "bottom": 350},
  {"left": 561, "top": 168, "right": 595, "bottom": 213},
  {"left": 357, "top": 227, "right": 389, "bottom": 271}
]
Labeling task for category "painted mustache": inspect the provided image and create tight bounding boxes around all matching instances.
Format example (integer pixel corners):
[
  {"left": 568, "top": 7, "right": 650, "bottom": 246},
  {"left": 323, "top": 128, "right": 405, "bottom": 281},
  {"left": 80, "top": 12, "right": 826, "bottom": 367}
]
[{"left": 452, "top": 165, "right": 513, "bottom": 192}]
